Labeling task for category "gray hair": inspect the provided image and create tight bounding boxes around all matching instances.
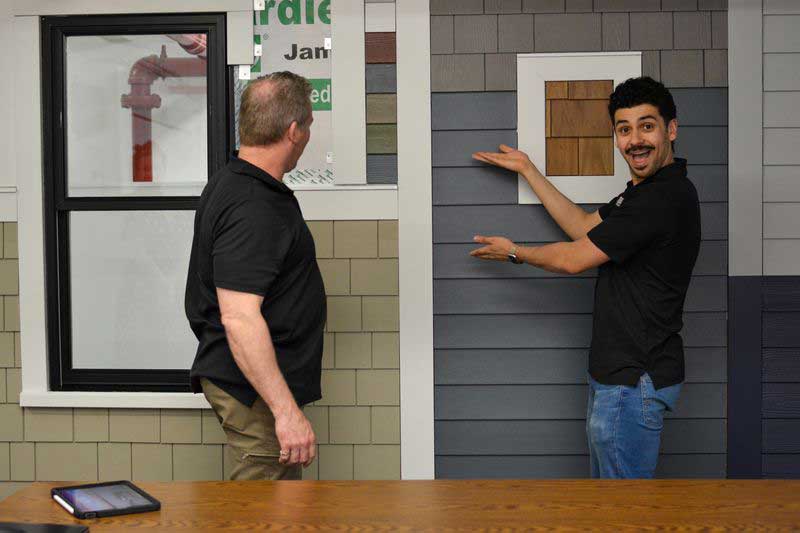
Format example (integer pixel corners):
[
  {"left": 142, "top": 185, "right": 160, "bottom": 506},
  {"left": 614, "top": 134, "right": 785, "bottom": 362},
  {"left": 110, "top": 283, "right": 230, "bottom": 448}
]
[{"left": 238, "top": 71, "right": 312, "bottom": 146}]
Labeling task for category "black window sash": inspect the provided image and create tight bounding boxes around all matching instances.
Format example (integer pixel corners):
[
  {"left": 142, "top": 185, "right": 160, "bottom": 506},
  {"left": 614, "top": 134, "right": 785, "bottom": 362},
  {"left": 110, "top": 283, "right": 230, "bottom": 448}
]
[{"left": 42, "top": 14, "right": 231, "bottom": 391}]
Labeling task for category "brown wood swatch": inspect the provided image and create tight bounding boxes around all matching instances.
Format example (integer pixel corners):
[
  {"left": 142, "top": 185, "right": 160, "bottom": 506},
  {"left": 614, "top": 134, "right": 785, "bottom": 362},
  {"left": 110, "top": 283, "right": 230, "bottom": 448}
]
[
  {"left": 579, "top": 137, "right": 614, "bottom": 175},
  {"left": 545, "top": 100, "right": 551, "bottom": 138},
  {"left": 366, "top": 94, "right": 397, "bottom": 124},
  {"left": 545, "top": 81, "right": 568, "bottom": 100},
  {"left": 569, "top": 80, "right": 613, "bottom": 99},
  {"left": 546, "top": 137, "right": 578, "bottom": 175},
  {"left": 366, "top": 32, "right": 396, "bottom": 64},
  {"left": 551, "top": 99, "right": 612, "bottom": 137}
]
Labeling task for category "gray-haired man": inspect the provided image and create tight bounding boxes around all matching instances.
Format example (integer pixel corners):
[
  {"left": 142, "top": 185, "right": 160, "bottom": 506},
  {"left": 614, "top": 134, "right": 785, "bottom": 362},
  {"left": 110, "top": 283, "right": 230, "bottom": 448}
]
[{"left": 185, "top": 72, "right": 326, "bottom": 480}]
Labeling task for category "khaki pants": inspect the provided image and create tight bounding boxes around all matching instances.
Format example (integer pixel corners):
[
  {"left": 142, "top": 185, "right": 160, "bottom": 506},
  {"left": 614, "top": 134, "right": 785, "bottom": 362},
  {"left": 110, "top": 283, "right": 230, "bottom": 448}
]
[{"left": 201, "top": 378, "right": 301, "bottom": 480}]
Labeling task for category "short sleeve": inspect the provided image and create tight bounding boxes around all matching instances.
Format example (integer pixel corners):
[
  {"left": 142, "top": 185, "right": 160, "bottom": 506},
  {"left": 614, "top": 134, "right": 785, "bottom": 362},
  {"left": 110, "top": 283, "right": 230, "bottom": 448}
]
[
  {"left": 587, "top": 194, "right": 666, "bottom": 264},
  {"left": 597, "top": 194, "right": 620, "bottom": 220},
  {"left": 212, "top": 201, "right": 293, "bottom": 296}
]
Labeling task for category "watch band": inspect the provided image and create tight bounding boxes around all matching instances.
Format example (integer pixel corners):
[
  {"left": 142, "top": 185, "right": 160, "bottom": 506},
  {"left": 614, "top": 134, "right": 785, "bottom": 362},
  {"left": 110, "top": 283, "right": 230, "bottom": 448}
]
[{"left": 508, "top": 246, "right": 522, "bottom": 264}]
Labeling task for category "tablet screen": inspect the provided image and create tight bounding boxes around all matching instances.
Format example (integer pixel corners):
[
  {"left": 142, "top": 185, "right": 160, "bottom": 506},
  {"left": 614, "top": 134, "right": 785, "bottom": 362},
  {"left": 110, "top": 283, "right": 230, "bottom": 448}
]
[{"left": 59, "top": 483, "right": 152, "bottom": 513}]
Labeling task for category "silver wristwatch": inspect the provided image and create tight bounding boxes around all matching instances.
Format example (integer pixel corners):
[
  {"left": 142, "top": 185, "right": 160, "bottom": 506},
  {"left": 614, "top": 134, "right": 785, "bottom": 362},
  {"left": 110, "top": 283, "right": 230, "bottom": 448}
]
[{"left": 508, "top": 246, "right": 523, "bottom": 264}]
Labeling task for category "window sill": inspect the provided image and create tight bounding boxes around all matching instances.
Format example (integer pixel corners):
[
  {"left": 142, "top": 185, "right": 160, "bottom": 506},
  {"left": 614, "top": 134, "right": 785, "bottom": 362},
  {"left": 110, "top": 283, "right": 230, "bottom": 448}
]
[
  {"left": 292, "top": 184, "right": 398, "bottom": 220},
  {"left": 21, "top": 390, "right": 211, "bottom": 409}
]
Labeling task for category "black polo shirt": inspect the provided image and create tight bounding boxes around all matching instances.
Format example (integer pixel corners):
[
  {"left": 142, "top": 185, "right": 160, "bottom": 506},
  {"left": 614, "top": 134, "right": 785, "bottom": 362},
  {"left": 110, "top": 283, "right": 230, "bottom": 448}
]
[
  {"left": 185, "top": 155, "right": 327, "bottom": 407},
  {"left": 586, "top": 158, "right": 701, "bottom": 390}
]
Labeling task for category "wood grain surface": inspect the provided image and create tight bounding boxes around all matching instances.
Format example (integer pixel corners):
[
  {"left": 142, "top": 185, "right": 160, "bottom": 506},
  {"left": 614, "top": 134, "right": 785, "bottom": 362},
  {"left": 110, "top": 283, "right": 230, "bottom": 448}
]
[{"left": 1, "top": 480, "right": 799, "bottom": 531}]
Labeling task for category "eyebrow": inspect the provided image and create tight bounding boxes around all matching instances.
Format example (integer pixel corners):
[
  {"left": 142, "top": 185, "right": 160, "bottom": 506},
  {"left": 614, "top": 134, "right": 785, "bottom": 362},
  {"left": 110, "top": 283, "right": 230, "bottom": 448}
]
[{"left": 615, "top": 115, "right": 659, "bottom": 126}]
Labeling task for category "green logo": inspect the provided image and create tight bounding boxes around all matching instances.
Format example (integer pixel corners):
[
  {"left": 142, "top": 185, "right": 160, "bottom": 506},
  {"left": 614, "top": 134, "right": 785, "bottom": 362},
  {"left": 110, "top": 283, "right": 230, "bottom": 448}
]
[
  {"left": 257, "top": 0, "right": 331, "bottom": 26},
  {"left": 310, "top": 78, "right": 331, "bottom": 111}
]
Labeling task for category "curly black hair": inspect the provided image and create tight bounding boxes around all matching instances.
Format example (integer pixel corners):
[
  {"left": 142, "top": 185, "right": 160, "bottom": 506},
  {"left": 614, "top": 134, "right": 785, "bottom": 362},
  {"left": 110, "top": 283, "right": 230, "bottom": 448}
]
[{"left": 608, "top": 76, "right": 677, "bottom": 126}]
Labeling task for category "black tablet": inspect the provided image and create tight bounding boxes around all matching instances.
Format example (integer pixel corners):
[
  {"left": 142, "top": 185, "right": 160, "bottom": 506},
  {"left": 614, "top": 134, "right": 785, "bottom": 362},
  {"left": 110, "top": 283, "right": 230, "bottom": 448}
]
[{"left": 51, "top": 481, "right": 160, "bottom": 520}]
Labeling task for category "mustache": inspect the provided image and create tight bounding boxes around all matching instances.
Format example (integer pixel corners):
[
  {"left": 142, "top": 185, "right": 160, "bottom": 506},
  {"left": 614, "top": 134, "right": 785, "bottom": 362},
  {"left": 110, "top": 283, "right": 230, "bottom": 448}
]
[{"left": 626, "top": 145, "right": 655, "bottom": 155}]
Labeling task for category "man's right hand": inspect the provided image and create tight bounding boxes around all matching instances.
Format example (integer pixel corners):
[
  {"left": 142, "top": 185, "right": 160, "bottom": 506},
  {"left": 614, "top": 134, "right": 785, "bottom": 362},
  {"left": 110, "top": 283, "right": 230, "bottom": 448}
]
[
  {"left": 472, "top": 144, "right": 540, "bottom": 176},
  {"left": 275, "top": 408, "right": 317, "bottom": 467}
]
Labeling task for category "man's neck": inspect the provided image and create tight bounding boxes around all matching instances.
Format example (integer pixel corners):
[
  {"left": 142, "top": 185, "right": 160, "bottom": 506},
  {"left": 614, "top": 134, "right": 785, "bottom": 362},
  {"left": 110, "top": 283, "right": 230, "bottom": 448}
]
[
  {"left": 630, "top": 153, "right": 675, "bottom": 186},
  {"left": 238, "top": 145, "right": 287, "bottom": 182}
]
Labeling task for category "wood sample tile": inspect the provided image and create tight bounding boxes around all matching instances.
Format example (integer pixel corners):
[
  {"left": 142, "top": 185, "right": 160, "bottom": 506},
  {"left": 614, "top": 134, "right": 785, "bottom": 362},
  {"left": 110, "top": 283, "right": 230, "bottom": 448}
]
[
  {"left": 551, "top": 99, "right": 613, "bottom": 137},
  {"left": 366, "top": 32, "right": 397, "bottom": 64},
  {"left": 545, "top": 81, "right": 568, "bottom": 100},
  {"left": 579, "top": 137, "right": 614, "bottom": 175},
  {"left": 546, "top": 137, "right": 579, "bottom": 175},
  {"left": 569, "top": 80, "right": 614, "bottom": 99},
  {"left": 545, "top": 100, "right": 551, "bottom": 138}
]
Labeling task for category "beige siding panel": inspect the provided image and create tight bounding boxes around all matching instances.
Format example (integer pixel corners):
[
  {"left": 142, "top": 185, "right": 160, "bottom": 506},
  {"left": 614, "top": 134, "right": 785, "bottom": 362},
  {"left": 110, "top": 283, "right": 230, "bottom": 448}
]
[
  {"left": 764, "top": 166, "right": 800, "bottom": 202},
  {"left": 764, "top": 239, "right": 800, "bottom": 275},
  {"left": 764, "top": 129, "right": 800, "bottom": 165},
  {"left": 764, "top": 15, "right": 800, "bottom": 52},
  {"left": 764, "top": 203, "right": 800, "bottom": 239},
  {"left": 764, "top": 54, "right": 800, "bottom": 91},
  {"left": 764, "top": 92, "right": 800, "bottom": 127},
  {"left": 764, "top": 1, "right": 800, "bottom": 15},
  {"left": 365, "top": 2, "right": 395, "bottom": 32},
  {"left": 366, "top": 94, "right": 398, "bottom": 124}
]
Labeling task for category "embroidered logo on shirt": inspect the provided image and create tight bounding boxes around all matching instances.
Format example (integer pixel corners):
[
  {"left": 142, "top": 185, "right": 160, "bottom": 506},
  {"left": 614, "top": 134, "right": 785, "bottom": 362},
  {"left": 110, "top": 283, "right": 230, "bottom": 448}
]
[{"left": 616, "top": 196, "right": 625, "bottom": 207}]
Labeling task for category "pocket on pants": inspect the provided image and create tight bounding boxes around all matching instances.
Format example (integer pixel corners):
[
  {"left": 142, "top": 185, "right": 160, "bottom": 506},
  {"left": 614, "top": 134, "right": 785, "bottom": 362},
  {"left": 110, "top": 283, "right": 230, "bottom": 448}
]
[{"left": 640, "top": 373, "right": 666, "bottom": 431}]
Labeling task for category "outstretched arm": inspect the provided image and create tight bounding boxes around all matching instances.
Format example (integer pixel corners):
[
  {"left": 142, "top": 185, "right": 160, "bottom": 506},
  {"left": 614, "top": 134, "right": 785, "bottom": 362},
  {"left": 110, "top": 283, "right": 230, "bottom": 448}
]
[
  {"left": 473, "top": 145, "right": 602, "bottom": 240},
  {"left": 470, "top": 234, "right": 609, "bottom": 274}
]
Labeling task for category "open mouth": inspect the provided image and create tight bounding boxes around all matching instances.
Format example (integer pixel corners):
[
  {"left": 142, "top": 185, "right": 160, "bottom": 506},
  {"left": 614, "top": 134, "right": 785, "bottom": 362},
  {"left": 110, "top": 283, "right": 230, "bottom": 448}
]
[{"left": 628, "top": 147, "right": 653, "bottom": 167}]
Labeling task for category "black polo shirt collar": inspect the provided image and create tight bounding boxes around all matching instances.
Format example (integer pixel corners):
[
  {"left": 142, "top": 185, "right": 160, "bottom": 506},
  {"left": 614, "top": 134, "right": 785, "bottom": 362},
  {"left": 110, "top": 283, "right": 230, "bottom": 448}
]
[{"left": 227, "top": 153, "right": 294, "bottom": 195}]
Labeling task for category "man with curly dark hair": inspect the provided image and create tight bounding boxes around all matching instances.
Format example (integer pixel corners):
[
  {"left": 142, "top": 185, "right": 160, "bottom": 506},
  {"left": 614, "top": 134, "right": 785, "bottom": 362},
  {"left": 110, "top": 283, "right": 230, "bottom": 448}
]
[{"left": 471, "top": 76, "right": 700, "bottom": 478}]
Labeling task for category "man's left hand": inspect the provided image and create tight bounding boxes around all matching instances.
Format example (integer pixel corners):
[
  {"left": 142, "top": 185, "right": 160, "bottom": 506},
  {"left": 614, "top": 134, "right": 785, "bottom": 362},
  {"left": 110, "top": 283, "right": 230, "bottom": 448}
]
[{"left": 470, "top": 235, "right": 516, "bottom": 262}]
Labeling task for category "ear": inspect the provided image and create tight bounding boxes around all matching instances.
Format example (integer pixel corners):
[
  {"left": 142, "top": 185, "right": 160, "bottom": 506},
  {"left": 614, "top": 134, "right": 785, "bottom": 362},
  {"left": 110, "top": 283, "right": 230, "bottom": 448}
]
[
  {"left": 286, "top": 120, "right": 309, "bottom": 145},
  {"left": 667, "top": 118, "right": 678, "bottom": 142}
]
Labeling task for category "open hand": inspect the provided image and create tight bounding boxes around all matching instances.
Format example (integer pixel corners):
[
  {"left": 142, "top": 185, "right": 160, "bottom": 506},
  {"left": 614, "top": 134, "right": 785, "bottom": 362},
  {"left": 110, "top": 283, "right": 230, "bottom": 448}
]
[
  {"left": 472, "top": 144, "right": 538, "bottom": 175},
  {"left": 470, "top": 235, "right": 516, "bottom": 262}
]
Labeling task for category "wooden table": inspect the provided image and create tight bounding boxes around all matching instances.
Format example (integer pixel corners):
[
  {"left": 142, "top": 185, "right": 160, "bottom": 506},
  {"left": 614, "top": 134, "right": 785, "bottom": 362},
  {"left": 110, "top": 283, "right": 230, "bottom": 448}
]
[{"left": 1, "top": 480, "right": 799, "bottom": 531}]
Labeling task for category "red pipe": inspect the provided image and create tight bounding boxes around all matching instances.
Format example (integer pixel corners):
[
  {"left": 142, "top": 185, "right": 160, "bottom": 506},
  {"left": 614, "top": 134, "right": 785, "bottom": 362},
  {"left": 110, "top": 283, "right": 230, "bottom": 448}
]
[{"left": 121, "top": 45, "right": 207, "bottom": 182}]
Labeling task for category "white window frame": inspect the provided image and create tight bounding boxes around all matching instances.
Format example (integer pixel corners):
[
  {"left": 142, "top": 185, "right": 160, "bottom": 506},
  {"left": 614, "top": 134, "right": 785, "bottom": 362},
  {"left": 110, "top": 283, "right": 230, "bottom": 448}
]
[{"left": 517, "top": 52, "right": 641, "bottom": 204}]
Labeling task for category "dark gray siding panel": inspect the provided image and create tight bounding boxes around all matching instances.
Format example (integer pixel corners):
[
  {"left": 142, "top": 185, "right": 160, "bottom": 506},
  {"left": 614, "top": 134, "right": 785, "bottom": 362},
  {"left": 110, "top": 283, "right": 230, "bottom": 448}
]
[
  {"left": 763, "top": 420, "right": 800, "bottom": 453},
  {"left": 763, "top": 348, "right": 800, "bottom": 382},
  {"left": 433, "top": 278, "right": 596, "bottom": 314},
  {"left": 433, "top": 166, "right": 518, "bottom": 205},
  {"left": 433, "top": 240, "right": 727, "bottom": 278},
  {"left": 674, "top": 126, "right": 728, "bottom": 165},
  {"left": 763, "top": 455, "right": 800, "bottom": 478},
  {"left": 434, "top": 347, "right": 727, "bottom": 385},
  {"left": 671, "top": 88, "right": 728, "bottom": 126},
  {"left": 436, "top": 454, "right": 726, "bottom": 479},
  {"left": 432, "top": 92, "right": 517, "bottom": 130},
  {"left": 434, "top": 384, "right": 725, "bottom": 420},
  {"left": 366, "top": 64, "right": 396, "bottom": 93},
  {"left": 434, "top": 313, "right": 727, "bottom": 349},
  {"left": 435, "top": 419, "right": 726, "bottom": 455},
  {"left": 688, "top": 165, "right": 728, "bottom": 202},
  {"left": 433, "top": 276, "right": 726, "bottom": 314},
  {"left": 366, "top": 155, "right": 398, "bottom": 184},
  {"left": 432, "top": 130, "right": 517, "bottom": 167},
  {"left": 763, "top": 312, "right": 800, "bottom": 347},
  {"left": 763, "top": 384, "right": 800, "bottom": 418},
  {"left": 762, "top": 277, "right": 800, "bottom": 312},
  {"left": 433, "top": 204, "right": 727, "bottom": 242}
]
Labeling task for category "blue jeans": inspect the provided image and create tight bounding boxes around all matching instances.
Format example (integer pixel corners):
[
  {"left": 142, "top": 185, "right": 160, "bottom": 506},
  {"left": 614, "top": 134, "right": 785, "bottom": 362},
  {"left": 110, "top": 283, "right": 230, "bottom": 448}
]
[{"left": 586, "top": 372, "right": 681, "bottom": 479}]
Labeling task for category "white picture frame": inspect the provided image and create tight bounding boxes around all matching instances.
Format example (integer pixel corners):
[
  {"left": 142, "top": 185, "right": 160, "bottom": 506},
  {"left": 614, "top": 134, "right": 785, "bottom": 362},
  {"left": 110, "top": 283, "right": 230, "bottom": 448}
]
[{"left": 516, "top": 52, "right": 641, "bottom": 204}]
